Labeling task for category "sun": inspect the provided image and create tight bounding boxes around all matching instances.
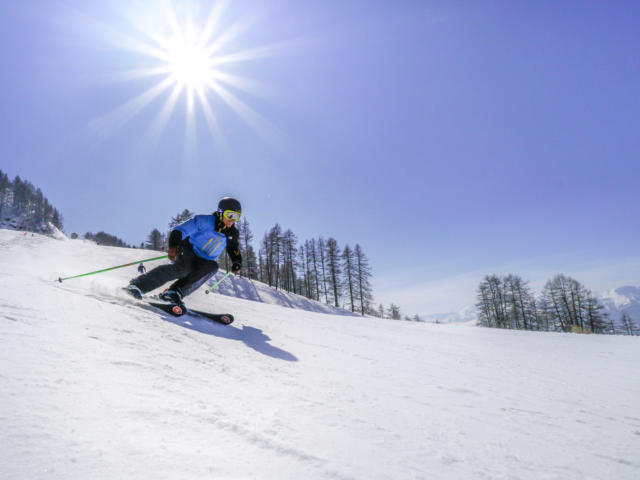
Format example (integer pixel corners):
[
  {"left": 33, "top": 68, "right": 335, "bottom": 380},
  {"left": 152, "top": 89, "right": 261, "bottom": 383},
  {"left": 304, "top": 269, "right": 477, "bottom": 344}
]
[
  {"left": 166, "top": 28, "right": 212, "bottom": 90},
  {"left": 90, "top": 1, "right": 286, "bottom": 149}
]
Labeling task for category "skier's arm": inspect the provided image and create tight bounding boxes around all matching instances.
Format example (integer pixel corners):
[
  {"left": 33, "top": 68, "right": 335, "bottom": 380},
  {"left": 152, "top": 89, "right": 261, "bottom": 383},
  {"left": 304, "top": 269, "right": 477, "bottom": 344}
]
[
  {"left": 168, "top": 216, "right": 200, "bottom": 259},
  {"left": 226, "top": 227, "right": 242, "bottom": 268}
]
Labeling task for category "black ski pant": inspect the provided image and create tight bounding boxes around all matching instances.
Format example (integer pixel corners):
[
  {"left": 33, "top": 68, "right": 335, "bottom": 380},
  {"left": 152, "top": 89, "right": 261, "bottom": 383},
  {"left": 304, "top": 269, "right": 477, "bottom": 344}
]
[{"left": 131, "top": 247, "right": 219, "bottom": 298}]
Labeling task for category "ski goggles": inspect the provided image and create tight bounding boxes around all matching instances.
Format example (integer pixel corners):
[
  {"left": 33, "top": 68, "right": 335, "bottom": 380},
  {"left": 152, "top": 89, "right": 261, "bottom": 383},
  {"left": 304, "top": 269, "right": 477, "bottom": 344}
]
[{"left": 222, "top": 209, "right": 242, "bottom": 222}]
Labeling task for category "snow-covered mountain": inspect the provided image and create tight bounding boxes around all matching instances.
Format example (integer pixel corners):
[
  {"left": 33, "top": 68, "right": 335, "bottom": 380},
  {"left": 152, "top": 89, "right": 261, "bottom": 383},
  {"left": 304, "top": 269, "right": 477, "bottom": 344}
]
[
  {"left": 599, "top": 286, "right": 640, "bottom": 323},
  {"left": 1, "top": 229, "right": 639, "bottom": 480},
  {"left": 421, "top": 305, "right": 477, "bottom": 324}
]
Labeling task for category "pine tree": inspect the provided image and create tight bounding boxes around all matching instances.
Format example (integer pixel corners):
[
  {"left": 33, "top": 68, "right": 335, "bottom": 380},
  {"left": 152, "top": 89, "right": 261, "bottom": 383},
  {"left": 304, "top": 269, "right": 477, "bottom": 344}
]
[
  {"left": 353, "top": 244, "right": 373, "bottom": 316},
  {"left": 318, "top": 238, "right": 329, "bottom": 304},
  {"left": 0, "top": 171, "right": 9, "bottom": 217},
  {"left": 308, "top": 239, "right": 321, "bottom": 301},
  {"left": 325, "top": 237, "right": 341, "bottom": 307},
  {"left": 260, "top": 224, "right": 282, "bottom": 288},
  {"left": 341, "top": 245, "right": 355, "bottom": 312},
  {"left": 0, "top": 171, "right": 65, "bottom": 233},
  {"left": 389, "top": 304, "right": 401, "bottom": 320},
  {"left": 51, "top": 209, "right": 63, "bottom": 230},
  {"left": 146, "top": 229, "right": 164, "bottom": 250},
  {"left": 33, "top": 188, "right": 44, "bottom": 227},
  {"left": 281, "top": 229, "right": 298, "bottom": 293},
  {"left": 84, "top": 231, "right": 129, "bottom": 247},
  {"left": 168, "top": 209, "right": 195, "bottom": 229},
  {"left": 237, "top": 218, "right": 257, "bottom": 279}
]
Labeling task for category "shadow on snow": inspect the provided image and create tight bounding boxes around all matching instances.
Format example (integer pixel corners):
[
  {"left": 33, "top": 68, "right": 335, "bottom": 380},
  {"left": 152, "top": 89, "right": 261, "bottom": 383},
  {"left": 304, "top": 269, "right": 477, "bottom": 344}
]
[{"left": 162, "top": 314, "right": 299, "bottom": 362}]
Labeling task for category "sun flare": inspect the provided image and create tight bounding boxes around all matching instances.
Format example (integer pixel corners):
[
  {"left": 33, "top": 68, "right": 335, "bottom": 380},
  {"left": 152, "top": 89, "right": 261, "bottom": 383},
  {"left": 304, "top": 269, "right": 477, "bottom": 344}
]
[
  {"left": 166, "top": 30, "right": 212, "bottom": 90},
  {"left": 90, "top": 1, "right": 285, "bottom": 150}
]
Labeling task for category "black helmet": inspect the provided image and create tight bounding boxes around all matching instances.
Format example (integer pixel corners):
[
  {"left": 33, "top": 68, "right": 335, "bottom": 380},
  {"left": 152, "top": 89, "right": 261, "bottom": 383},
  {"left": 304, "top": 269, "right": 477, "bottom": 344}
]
[{"left": 218, "top": 196, "right": 242, "bottom": 214}]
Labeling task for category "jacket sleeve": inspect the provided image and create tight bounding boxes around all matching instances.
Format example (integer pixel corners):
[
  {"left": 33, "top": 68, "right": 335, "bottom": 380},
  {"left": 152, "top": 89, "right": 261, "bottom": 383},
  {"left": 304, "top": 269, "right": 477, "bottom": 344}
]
[
  {"left": 226, "top": 227, "right": 242, "bottom": 264},
  {"left": 170, "top": 216, "right": 200, "bottom": 248}
]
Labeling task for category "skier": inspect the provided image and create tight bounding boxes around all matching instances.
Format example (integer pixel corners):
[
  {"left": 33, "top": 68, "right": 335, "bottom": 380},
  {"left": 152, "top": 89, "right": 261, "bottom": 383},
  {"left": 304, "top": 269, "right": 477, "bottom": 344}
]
[
  {"left": 137, "top": 263, "right": 146, "bottom": 274},
  {"left": 125, "top": 197, "right": 243, "bottom": 306}
]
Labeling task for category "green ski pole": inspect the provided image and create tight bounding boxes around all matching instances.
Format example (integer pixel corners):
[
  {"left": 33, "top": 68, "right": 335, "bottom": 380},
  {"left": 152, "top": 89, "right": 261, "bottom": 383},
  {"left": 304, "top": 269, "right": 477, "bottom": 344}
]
[
  {"left": 205, "top": 271, "right": 232, "bottom": 294},
  {"left": 57, "top": 255, "right": 168, "bottom": 283}
]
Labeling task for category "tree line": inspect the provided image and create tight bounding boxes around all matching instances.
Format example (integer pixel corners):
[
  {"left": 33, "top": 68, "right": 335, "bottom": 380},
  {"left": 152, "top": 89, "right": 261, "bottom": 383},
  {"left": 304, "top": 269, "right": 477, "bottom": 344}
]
[
  {"left": 82, "top": 231, "right": 131, "bottom": 248},
  {"left": 0, "top": 170, "right": 63, "bottom": 233},
  {"left": 141, "top": 212, "right": 382, "bottom": 316},
  {"left": 476, "top": 273, "right": 639, "bottom": 335},
  {"left": 250, "top": 223, "right": 375, "bottom": 315}
]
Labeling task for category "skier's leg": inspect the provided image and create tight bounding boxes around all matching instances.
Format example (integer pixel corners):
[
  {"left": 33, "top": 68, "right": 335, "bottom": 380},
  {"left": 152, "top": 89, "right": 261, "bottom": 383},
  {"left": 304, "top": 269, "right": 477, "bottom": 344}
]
[
  {"left": 169, "top": 258, "right": 219, "bottom": 298},
  {"left": 130, "top": 250, "right": 195, "bottom": 293}
]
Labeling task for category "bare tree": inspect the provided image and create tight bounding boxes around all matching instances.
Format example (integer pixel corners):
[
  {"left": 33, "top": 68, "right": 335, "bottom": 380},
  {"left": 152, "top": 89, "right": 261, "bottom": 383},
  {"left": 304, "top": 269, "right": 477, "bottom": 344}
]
[
  {"left": 318, "top": 237, "right": 330, "bottom": 304},
  {"left": 342, "top": 245, "right": 356, "bottom": 312},
  {"left": 281, "top": 229, "right": 298, "bottom": 293},
  {"left": 542, "top": 274, "right": 592, "bottom": 332},
  {"left": 620, "top": 312, "right": 637, "bottom": 335},
  {"left": 308, "top": 239, "right": 321, "bottom": 301},
  {"left": 260, "top": 224, "right": 282, "bottom": 288},
  {"left": 325, "top": 237, "right": 342, "bottom": 307},
  {"left": 237, "top": 218, "right": 257, "bottom": 279},
  {"left": 353, "top": 244, "right": 373, "bottom": 315},
  {"left": 476, "top": 275, "right": 508, "bottom": 328}
]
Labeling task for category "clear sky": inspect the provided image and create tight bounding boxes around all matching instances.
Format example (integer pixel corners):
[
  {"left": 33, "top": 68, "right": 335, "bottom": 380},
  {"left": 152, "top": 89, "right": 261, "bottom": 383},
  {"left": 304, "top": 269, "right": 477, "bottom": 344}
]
[{"left": 1, "top": 0, "right": 638, "bottom": 316}]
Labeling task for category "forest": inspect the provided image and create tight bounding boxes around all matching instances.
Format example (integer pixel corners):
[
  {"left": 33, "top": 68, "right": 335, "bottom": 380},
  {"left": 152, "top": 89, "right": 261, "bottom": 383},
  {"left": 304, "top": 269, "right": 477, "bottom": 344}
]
[
  {"left": 0, "top": 170, "right": 63, "bottom": 234},
  {"left": 476, "top": 273, "right": 639, "bottom": 335}
]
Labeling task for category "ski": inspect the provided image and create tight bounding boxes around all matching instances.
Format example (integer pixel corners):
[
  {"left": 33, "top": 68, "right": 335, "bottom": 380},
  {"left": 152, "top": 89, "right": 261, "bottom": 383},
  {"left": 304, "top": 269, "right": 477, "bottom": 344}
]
[{"left": 147, "top": 301, "right": 234, "bottom": 325}]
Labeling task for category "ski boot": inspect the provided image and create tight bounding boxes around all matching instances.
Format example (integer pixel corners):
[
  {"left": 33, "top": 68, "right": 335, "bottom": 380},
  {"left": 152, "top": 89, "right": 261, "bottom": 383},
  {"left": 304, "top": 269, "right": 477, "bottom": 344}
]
[
  {"left": 125, "top": 284, "right": 143, "bottom": 300},
  {"left": 159, "top": 289, "right": 186, "bottom": 316}
]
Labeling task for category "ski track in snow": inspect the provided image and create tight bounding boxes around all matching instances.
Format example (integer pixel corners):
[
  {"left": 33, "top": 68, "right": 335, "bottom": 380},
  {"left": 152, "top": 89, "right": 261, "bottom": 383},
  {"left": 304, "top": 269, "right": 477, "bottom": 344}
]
[{"left": 1, "top": 230, "right": 640, "bottom": 479}]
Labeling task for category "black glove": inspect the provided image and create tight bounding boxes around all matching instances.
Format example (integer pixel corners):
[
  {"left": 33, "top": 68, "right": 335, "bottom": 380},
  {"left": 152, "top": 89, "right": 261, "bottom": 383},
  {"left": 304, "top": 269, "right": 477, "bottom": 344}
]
[
  {"left": 231, "top": 262, "right": 242, "bottom": 274},
  {"left": 168, "top": 247, "right": 180, "bottom": 261}
]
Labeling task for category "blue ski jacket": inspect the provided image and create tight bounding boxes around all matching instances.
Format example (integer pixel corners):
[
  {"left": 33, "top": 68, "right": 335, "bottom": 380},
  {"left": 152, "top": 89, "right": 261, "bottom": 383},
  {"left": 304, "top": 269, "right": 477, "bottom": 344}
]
[{"left": 173, "top": 214, "right": 241, "bottom": 263}]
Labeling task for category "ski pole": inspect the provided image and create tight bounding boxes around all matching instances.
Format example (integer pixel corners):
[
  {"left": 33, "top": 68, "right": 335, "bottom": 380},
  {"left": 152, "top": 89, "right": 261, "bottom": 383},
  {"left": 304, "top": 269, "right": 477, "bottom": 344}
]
[
  {"left": 205, "top": 271, "right": 232, "bottom": 294},
  {"left": 57, "top": 255, "right": 169, "bottom": 283}
]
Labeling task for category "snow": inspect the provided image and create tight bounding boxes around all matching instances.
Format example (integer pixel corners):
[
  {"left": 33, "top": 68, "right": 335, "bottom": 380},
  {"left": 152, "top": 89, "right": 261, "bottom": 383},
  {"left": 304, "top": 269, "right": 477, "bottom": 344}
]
[
  {"left": 600, "top": 286, "right": 640, "bottom": 323},
  {"left": 1, "top": 229, "right": 639, "bottom": 479},
  {"left": 212, "top": 269, "right": 357, "bottom": 317}
]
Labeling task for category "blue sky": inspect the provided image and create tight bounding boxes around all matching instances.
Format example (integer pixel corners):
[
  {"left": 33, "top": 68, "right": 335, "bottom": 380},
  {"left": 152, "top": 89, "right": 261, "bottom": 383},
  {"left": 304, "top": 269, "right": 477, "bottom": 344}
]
[{"left": 1, "top": 0, "right": 638, "bottom": 315}]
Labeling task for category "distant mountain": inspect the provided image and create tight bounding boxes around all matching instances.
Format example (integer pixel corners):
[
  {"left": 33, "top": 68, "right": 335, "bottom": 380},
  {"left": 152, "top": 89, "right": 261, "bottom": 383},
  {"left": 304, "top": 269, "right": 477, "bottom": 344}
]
[
  {"left": 599, "top": 286, "right": 640, "bottom": 324},
  {"left": 422, "top": 306, "right": 477, "bottom": 324}
]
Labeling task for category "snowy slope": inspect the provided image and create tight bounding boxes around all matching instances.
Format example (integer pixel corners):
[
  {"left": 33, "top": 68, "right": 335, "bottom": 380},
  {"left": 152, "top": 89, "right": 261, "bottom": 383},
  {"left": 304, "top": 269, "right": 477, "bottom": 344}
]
[
  {"left": 210, "top": 269, "right": 357, "bottom": 317},
  {"left": 1, "top": 229, "right": 639, "bottom": 480}
]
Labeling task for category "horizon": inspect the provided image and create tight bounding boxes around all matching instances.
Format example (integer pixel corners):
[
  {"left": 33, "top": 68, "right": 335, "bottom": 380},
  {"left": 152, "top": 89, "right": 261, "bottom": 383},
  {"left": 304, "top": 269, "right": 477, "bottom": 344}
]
[{"left": 1, "top": 0, "right": 638, "bottom": 316}]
